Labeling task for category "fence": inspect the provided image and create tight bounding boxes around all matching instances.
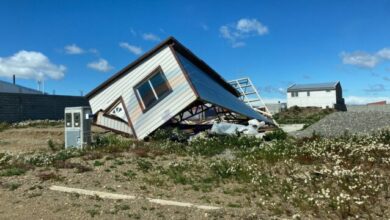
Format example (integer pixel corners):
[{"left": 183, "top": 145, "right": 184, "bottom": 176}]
[
  {"left": 0, "top": 92, "right": 89, "bottom": 123},
  {"left": 346, "top": 104, "right": 390, "bottom": 113}
]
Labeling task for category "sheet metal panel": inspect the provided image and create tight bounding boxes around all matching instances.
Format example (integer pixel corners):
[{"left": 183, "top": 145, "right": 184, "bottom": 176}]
[
  {"left": 0, "top": 80, "right": 42, "bottom": 94},
  {"left": 177, "top": 53, "right": 271, "bottom": 123}
]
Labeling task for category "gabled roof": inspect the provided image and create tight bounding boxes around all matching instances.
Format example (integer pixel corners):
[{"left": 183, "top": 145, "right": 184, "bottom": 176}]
[
  {"left": 287, "top": 81, "right": 339, "bottom": 92},
  {"left": 86, "top": 36, "right": 239, "bottom": 99},
  {"left": 0, "top": 79, "right": 42, "bottom": 94}
]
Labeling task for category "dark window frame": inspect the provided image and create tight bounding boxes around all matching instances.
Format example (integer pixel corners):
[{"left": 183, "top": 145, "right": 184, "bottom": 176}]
[
  {"left": 65, "top": 113, "right": 72, "bottom": 127},
  {"left": 134, "top": 66, "right": 172, "bottom": 112},
  {"left": 291, "top": 91, "right": 299, "bottom": 97},
  {"left": 73, "top": 112, "right": 80, "bottom": 127}
]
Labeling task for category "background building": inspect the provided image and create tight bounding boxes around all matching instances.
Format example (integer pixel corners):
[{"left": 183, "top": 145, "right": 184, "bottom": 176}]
[
  {"left": 0, "top": 79, "right": 88, "bottom": 123},
  {"left": 287, "top": 82, "right": 346, "bottom": 110}
]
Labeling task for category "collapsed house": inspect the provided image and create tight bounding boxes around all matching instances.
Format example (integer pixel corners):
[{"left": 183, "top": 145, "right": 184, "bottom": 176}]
[{"left": 86, "top": 37, "right": 273, "bottom": 140}]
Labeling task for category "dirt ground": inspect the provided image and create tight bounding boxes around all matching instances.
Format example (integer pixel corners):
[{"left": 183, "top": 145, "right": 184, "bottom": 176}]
[
  {"left": 1, "top": 125, "right": 389, "bottom": 219},
  {"left": 0, "top": 126, "right": 264, "bottom": 220},
  {"left": 0, "top": 126, "right": 105, "bottom": 153},
  {"left": 0, "top": 156, "right": 261, "bottom": 220}
]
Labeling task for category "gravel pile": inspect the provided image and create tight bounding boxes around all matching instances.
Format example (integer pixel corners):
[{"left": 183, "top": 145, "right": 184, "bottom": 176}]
[{"left": 293, "top": 111, "right": 390, "bottom": 137}]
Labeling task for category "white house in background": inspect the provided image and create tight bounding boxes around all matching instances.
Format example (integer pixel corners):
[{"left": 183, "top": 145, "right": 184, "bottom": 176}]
[
  {"left": 287, "top": 82, "right": 346, "bottom": 110},
  {"left": 86, "top": 37, "right": 272, "bottom": 140}
]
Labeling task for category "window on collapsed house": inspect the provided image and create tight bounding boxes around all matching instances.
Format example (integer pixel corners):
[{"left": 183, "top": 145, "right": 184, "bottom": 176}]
[{"left": 135, "top": 68, "right": 171, "bottom": 110}]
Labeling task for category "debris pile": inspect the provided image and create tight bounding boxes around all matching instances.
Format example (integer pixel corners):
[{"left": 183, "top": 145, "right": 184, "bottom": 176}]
[{"left": 210, "top": 119, "right": 266, "bottom": 138}]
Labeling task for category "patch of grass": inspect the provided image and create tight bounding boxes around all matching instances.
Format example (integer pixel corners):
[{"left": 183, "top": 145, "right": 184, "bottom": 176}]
[
  {"left": 0, "top": 167, "right": 26, "bottom": 176},
  {"left": 106, "top": 186, "right": 116, "bottom": 192},
  {"left": 1, "top": 182, "right": 22, "bottom": 191},
  {"left": 263, "top": 129, "right": 287, "bottom": 141},
  {"left": 47, "top": 139, "right": 63, "bottom": 151},
  {"left": 127, "top": 213, "right": 141, "bottom": 219},
  {"left": 93, "top": 160, "right": 104, "bottom": 167},
  {"left": 227, "top": 202, "right": 242, "bottom": 208},
  {"left": 0, "top": 122, "right": 10, "bottom": 132},
  {"left": 188, "top": 134, "right": 263, "bottom": 156},
  {"left": 273, "top": 106, "right": 336, "bottom": 125},
  {"left": 144, "top": 176, "right": 166, "bottom": 187},
  {"left": 86, "top": 209, "right": 99, "bottom": 218},
  {"left": 151, "top": 127, "right": 188, "bottom": 142},
  {"left": 162, "top": 164, "right": 192, "bottom": 185},
  {"left": 93, "top": 134, "right": 133, "bottom": 153},
  {"left": 115, "top": 204, "right": 130, "bottom": 211},
  {"left": 136, "top": 159, "right": 152, "bottom": 173},
  {"left": 123, "top": 169, "right": 137, "bottom": 179}
]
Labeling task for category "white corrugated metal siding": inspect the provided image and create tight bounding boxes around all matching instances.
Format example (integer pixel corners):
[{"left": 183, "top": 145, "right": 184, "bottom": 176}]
[
  {"left": 176, "top": 53, "right": 270, "bottom": 123},
  {"left": 89, "top": 46, "right": 197, "bottom": 139}
]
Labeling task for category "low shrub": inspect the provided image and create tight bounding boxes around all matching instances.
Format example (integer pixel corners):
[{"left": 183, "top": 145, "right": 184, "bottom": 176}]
[
  {"left": 188, "top": 135, "right": 262, "bottom": 156},
  {"left": 136, "top": 159, "right": 153, "bottom": 173},
  {"left": 0, "top": 167, "right": 26, "bottom": 176},
  {"left": 151, "top": 127, "right": 188, "bottom": 142},
  {"left": 162, "top": 162, "right": 192, "bottom": 184},
  {"left": 263, "top": 129, "right": 287, "bottom": 141},
  {"left": 0, "top": 122, "right": 10, "bottom": 132}
]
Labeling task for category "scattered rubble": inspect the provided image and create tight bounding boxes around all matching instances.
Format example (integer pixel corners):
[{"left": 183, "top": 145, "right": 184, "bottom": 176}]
[{"left": 210, "top": 119, "right": 266, "bottom": 138}]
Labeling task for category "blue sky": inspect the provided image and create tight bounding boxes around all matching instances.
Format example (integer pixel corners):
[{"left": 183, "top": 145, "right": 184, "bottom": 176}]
[{"left": 0, "top": 0, "right": 389, "bottom": 104}]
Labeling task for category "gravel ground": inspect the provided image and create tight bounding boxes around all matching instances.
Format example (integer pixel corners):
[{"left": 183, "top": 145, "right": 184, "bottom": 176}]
[{"left": 293, "top": 111, "right": 390, "bottom": 137}]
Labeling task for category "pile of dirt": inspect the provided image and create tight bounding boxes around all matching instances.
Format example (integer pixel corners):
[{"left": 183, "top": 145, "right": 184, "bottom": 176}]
[{"left": 293, "top": 111, "right": 390, "bottom": 137}]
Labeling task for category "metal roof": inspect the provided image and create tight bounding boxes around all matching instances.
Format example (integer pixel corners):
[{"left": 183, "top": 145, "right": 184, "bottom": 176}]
[
  {"left": 0, "top": 80, "right": 42, "bottom": 94},
  {"left": 287, "top": 82, "right": 339, "bottom": 92},
  {"left": 176, "top": 53, "right": 272, "bottom": 124},
  {"left": 86, "top": 36, "right": 240, "bottom": 99}
]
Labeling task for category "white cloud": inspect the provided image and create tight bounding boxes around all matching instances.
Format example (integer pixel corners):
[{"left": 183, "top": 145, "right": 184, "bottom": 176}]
[
  {"left": 87, "top": 58, "right": 113, "bottom": 72},
  {"left": 119, "top": 42, "right": 143, "bottom": 55},
  {"left": 0, "top": 50, "right": 65, "bottom": 80},
  {"left": 64, "top": 44, "right": 84, "bottom": 54},
  {"left": 377, "top": 48, "right": 390, "bottom": 60},
  {"left": 340, "top": 51, "right": 380, "bottom": 68},
  {"left": 142, "top": 33, "right": 160, "bottom": 42},
  {"left": 201, "top": 24, "right": 209, "bottom": 31},
  {"left": 219, "top": 18, "right": 268, "bottom": 48},
  {"left": 345, "top": 96, "right": 390, "bottom": 105},
  {"left": 341, "top": 47, "right": 390, "bottom": 68},
  {"left": 89, "top": 48, "right": 99, "bottom": 55},
  {"left": 130, "top": 28, "right": 137, "bottom": 37},
  {"left": 236, "top": 18, "right": 268, "bottom": 35},
  {"left": 232, "top": 41, "right": 246, "bottom": 48}
]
